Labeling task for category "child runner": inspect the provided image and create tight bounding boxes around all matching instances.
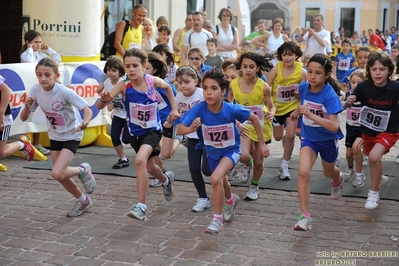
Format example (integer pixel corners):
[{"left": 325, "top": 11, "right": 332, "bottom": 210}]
[
  {"left": 144, "top": 52, "right": 179, "bottom": 188},
  {"left": 333, "top": 38, "right": 356, "bottom": 83},
  {"left": 228, "top": 51, "right": 275, "bottom": 200},
  {"left": 174, "top": 66, "right": 213, "bottom": 212},
  {"left": 177, "top": 68, "right": 268, "bottom": 234},
  {"left": 267, "top": 41, "right": 307, "bottom": 180},
  {"left": 152, "top": 44, "right": 178, "bottom": 83},
  {"left": 96, "top": 56, "right": 130, "bottom": 169},
  {"left": 187, "top": 47, "right": 213, "bottom": 78},
  {"left": 19, "top": 58, "right": 95, "bottom": 217},
  {"left": 345, "top": 50, "right": 397, "bottom": 209},
  {"left": 97, "top": 48, "right": 179, "bottom": 220},
  {"left": 291, "top": 53, "right": 344, "bottom": 231},
  {"left": 0, "top": 75, "right": 35, "bottom": 161},
  {"left": 390, "top": 45, "right": 399, "bottom": 65},
  {"left": 341, "top": 69, "right": 366, "bottom": 187}
]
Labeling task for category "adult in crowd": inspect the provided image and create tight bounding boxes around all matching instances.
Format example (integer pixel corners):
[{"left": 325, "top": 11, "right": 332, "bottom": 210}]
[
  {"left": 114, "top": 4, "right": 147, "bottom": 57},
  {"left": 180, "top": 11, "right": 212, "bottom": 66},
  {"left": 251, "top": 18, "right": 289, "bottom": 64},
  {"left": 383, "top": 29, "right": 392, "bottom": 54},
  {"left": 141, "top": 18, "right": 157, "bottom": 53},
  {"left": 155, "top": 16, "right": 174, "bottom": 53},
  {"left": 350, "top": 31, "right": 362, "bottom": 50},
  {"left": 368, "top": 28, "right": 385, "bottom": 50},
  {"left": 172, "top": 15, "right": 192, "bottom": 66},
  {"left": 240, "top": 19, "right": 270, "bottom": 46},
  {"left": 360, "top": 30, "right": 368, "bottom": 46},
  {"left": 203, "top": 20, "right": 213, "bottom": 32},
  {"left": 389, "top": 26, "right": 397, "bottom": 45},
  {"left": 298, "top": 14, "right": 330, "bottom": 56},
  {"left": 212, "top": 7, "right": 239, "bottom": 59}
]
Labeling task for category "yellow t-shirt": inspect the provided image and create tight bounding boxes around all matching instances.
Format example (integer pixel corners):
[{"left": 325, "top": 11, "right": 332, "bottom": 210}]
[
  {"left": 116, "top": 25, "right": 143, "bottom": 57},
  {"left": 173, "top": 27, "right": 187, "bottom": 66},
  {"left": 231, "top": 78, "right": 272, "bottom": 142},
  {"left": 272, "top": 61, "right": 302, "bottom": 116}
]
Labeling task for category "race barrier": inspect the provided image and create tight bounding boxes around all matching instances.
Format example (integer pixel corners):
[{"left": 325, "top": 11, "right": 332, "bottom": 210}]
[{"left": 0, "top": 61, "right": 113, "bottom": 162}]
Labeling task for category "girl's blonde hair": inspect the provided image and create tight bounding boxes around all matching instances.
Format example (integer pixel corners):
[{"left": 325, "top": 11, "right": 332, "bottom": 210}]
[
  {"left": 349, "top": 69, "right": 365, "bottom": 82},
  {"left": 142, "top": 18, "right": 155, "bottom": 37}
]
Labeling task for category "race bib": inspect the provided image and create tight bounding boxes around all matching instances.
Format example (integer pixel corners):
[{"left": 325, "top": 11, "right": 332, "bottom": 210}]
[
  {"left": 43, "top": 110, "right": 67, "bottom": 130},
  {"left": 346, "top": 106, "right": 361, "bottom": 126},
  {"left": 112, "top": 98, "right": 125, "bottom": 111},
  {"left": 202, "top": 122, "right": 235, "bottom": 148},
  {"left": 129, "top": 102, "right": 157, "bottom": 128},
  {"left": 338, "top": 59, "right": 350, "bottom": 71},
  {"left": 276, "top": 84, "right": 298, "bottom": 103},
  {"left": 155, "top": 91, "right": 167, "bottom": 110},
  {"left": 359, "top": 106, "right": 390, "bottom": 132},
  {"left": 302, "top": 100, "right": 328, "bottom": 127},
  {"left": 243, "top": 105, "right": 264, "bottom": 125}
]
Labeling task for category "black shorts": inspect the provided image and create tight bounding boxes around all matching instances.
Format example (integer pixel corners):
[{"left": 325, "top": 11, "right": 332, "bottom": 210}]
[
  {"left": 130, "top": 130, "right": 162, "bottom": 158},
  {"left": 50, "top": 140, "right": 80, "bottom": 154},
  {"left": 272, "top": 110, "right": 294, "bottom": 126},
  {"left": 345, "top": 132, "right": 363, "bottom": 148},
  {"left": 162, "top": 125, "right": 176, "bottom": 139}
]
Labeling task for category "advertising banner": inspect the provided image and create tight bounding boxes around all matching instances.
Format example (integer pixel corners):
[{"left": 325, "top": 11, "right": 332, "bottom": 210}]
[
  {"left": 22, "top": 0, "right": 102, "bottom": 61},
  {"left": 0, "top": 61, "right": 110, "bottom": 136}
]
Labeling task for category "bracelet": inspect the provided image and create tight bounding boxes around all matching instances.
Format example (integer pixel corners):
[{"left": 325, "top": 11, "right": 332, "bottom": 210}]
[{"left": 100, "top": 99, "right": 108, "bottom": 103}]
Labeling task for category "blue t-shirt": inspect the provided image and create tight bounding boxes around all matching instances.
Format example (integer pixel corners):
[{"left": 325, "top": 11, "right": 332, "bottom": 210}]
[
  {"left": 124, "top": 74, "right": 162, "bottom": 136},
  {"left": 299, "top": 82, "right": 344, "bottom": 141},
  {"left": 200, "top": 64, "right": 213, "bottom": 77},
  {"left": 156, "top": 79, "right": 177, "bottom": 124},
  {"left": 335, "top": 52, "right": 356, "bottom": 82},
  {"left": 180, "top": 101, "right": 251, "bottom": 160}
]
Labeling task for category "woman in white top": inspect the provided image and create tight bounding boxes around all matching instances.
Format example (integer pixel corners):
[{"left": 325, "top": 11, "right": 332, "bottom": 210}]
[
  {"left": 251, "top": 18, "right": 289, "bottom": 65},
  {"left": 212, "top": 8, "right": 239, "bottom": 59},
  {"left": 20, "top": 30, "right": 61, "bottom": 63},
  {"left": 141, "top": 18, "right": 157, "bottom": 53}
]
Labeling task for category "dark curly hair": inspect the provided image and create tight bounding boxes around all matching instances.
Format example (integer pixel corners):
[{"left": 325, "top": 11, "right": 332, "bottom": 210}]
[
  {"left": 235, "top": 51, "right": 274, "bottom": 76},
  {"left": 202, "top": 67, "right": 230, "bottom": 92}
]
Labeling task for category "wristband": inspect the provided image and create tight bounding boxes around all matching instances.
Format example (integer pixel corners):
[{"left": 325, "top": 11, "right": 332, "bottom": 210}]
[{"left": 100, "top": 99, "right": 108, "bottom": 103}]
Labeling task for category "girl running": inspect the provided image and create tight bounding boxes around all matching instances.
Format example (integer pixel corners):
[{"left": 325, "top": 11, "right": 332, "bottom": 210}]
[
  {"left": 97, "top": 48, "right": 179, "bottom": 220},
  {"left": 174, "top": 66, "right": 212, "bottom": 212},
  {"left": 20, "top": 58, "right": 95, "bottom": 217},
  {"left": 96, "top": 56, "right": 130, "bottom": 169},
  {"left": 345, "top": 50, "right": 398, "bottom": 209},
  {"left": 228, "top": 51, "right": 275, "bottom": 201},
  {"left": 267, "top": 41, "right": 307, "bottom": 180},
  {"left": 291, "top": 53, "right": 344, "bottom": 231},
  {"left": 341, "top": 69, "right": 366, "bottom": 187},
  {"left": 177, "top": 68, "right": 268, "bottom": 234}
]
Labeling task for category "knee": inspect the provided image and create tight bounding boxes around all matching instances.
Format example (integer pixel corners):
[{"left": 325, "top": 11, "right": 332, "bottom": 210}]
[
  {"left": 210, "top": 174, "right": 222, "bottom": 187},
  {"left": 134, "top": 157, "right": 147, "bottom": 169},
  {"left": 298, "top": 169, "right": 311, "bottom": 181},
  {"left": 368, "top": 154, "right": 381, "bottom": 165},
  {"left": 241, "top": 153, "right": 250, "bottom": 163},
  {"left": 284, "top": 132, "right": 295, "bottom": 141},
  {"left": 161, "top": 151, "right": 172, "bottom": 159},
  {"left": 51, "top": 169, "right": 64, "bottom": 181}
]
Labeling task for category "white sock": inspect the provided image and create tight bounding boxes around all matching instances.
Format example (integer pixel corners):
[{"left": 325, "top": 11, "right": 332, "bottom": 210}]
[
  {"left": 17, "top": 141, "right": 24, "bottom": 150},
  {"left": 137, "top": 202, "right": 147, "bottom": 211},
  {"left": 162, "top": 175, "right": 170, "bottom": 187},
  {"left": 281, "top": 159, "right": 289, "bottom": 168},
  {"left": 121, "top": 157, "right": 127, "bottom": 161},
  {"left": 77, "top": 194, "right": 87, "bottom": 202}
]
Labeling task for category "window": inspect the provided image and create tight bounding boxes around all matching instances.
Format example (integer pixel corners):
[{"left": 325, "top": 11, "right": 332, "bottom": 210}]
[{"left": 340, "top": 8, "right": 355, "bottom": 37}]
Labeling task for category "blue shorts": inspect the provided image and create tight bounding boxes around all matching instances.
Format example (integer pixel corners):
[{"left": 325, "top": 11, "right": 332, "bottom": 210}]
[
  {"left": 207, "top": 151, "right": 241, "bottom": 172},
  {"left": 301, "top": 138, "right": 338, "bottom": 163}
]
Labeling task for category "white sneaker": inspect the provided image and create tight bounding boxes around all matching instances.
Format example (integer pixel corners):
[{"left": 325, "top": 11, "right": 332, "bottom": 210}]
[
  {"left": 244, "top": 185, "right": 259, "bottom": 200},
  {"left": 192, "top": 198, "right": 211, "bottom": 212},
  {"left": 34, "top": 144, "right": 50, "bottom": 155},
  {"left": 342, "top": 167, "right": 354, "bottom": 182},
  {"left": 363, "top": 155, "right": 369, "bottom": 166},
  {"left": 365, "top": 190, "right": 380, "bottom": 209},
  {"left": 352, "top": 172, "right": 365, "bottom": 188},
  {"left": 278, "top": 166, "right": 291, "bottom": 180},
  {"left": 331, "top": 176, "right": 343, "bottom": 199},
  {"left": 294, "top": 214, "right": 312, "bottom": 231},
  {"left": 227, "top": 169, "right": 235, "bottom": 181},
  {"left": 238, "top": 160, "right": 252, "bottom": 184}
]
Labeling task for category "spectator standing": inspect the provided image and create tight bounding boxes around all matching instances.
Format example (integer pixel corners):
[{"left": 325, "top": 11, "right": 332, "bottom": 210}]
[
  {"left": 212, "top": 7, "right": 239, "bottom": 59},
  {"left": 368, "top": 29, "right": 385, "bottom": 50},
  {"left": 298, "top": 14, "right": 330, "bottom": 56},
  {"left": 172, "top": 15, "right": 192, "bottom": 65}
]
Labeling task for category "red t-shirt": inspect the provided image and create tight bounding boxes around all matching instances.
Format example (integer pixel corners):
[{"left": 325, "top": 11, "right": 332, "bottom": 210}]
[{"left": 369, "top": 33, "right": 386, "bottom": 50}]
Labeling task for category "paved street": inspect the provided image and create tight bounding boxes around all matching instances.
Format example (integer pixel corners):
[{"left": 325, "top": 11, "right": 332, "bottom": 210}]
[{"left": 0, "top": 133, "right": 398, "bottom": 266}]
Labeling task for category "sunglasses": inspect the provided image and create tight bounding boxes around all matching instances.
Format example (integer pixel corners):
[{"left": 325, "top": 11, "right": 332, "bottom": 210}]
[{"left": 189, "top": 57, "right": 201, "bottom": 61}]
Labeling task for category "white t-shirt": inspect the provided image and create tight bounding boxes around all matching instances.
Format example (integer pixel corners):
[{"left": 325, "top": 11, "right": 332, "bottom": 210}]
[
  {"left": 182, "top": 29, "right": 212, "bottom": 56},
  {"left": 303, "top": 29, "right": 331, "bottom": 56},
  {"left": 29, "top": 82, "right": 88, "bottom": 142},
  {"left": 175, "top": 88, "right": 204, "bottom": 139},
  {"left": 104, "top": 77, "right": 126, "bottom": 119},
  {"left": 213, "top": 23, "right": 237, "bottom": 59}
]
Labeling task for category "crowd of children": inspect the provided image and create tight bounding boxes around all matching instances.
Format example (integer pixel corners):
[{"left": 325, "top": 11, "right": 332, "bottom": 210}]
[{"left": 6, "top": 23, "right": 399, "bottom": 236}]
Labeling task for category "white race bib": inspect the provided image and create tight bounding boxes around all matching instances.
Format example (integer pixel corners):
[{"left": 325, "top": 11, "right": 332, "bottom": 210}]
[
  {"left": 276, "top": 84, "right": 298, "bottom": 103},
  {"left": 302, "top": 100, "right": 328, "bottom": 127},
  {"left": 155, "top": 91, "right": 167, "bottom": 110},
  {"left": 243, "top": 105, "right": 264, "bottom": 126},
  {"left": 43, "top": 110, "right": 67, "bottom": 131},
  {"left": 346, "top": 106, "right": 361, "bottom": 127},
  {"left": 202, "top": 123, "right": 235, "bottom": 148},
  {"left": 359, "top": 106, "right": 390, "bottom": 132},
  {"left": 129, "top": 102, "right": 158, "bottom": 128}
]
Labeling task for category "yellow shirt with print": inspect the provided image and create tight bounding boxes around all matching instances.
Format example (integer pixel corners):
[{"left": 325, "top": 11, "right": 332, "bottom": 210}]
[{"left": 116, "top": 25, "right": 143, "bottom": 57}]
